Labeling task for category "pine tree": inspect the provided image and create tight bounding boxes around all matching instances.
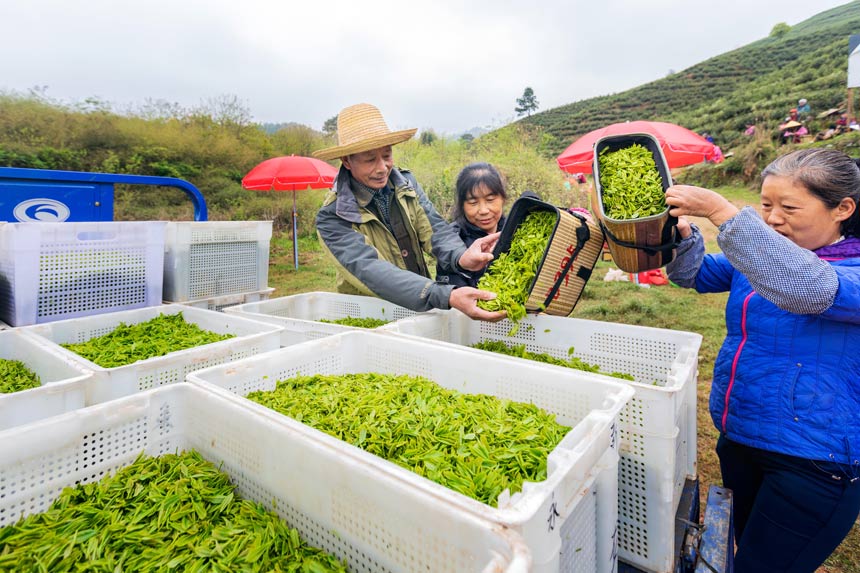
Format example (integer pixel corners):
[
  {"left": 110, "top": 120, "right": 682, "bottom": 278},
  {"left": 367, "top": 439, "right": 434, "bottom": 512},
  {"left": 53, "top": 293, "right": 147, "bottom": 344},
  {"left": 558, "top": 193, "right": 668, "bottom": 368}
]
[{"left": 515, "top": 87, "right": 539, "bottom": 117}]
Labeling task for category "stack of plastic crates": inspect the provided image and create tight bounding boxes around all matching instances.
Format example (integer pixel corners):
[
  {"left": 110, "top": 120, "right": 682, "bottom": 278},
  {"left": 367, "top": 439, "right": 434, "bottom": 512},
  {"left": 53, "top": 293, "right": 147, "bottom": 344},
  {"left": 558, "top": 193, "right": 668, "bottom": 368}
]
[
  {"left": 0, "top": 222, "right": 165, "bottom": 326},
  {"left": 16, "top": 304, "right": 281, "bottom": 417},
  {"left": 225, "top": 291, "right": 420, "bottom": 347},
  {"left": 0, "top": 329, "right": 93, "bottom": 431},
  {"left": 162, "top": 221, "right": 273, "bottom": 311},
  {"left": 187, "top": 329, "right": 634, "bottom": 573},
  {"left": 0, "top": 383, "right": 532, "bottom": 572},
  {"left": 382, "top": 309, "right": 702, "bottom": 573}
]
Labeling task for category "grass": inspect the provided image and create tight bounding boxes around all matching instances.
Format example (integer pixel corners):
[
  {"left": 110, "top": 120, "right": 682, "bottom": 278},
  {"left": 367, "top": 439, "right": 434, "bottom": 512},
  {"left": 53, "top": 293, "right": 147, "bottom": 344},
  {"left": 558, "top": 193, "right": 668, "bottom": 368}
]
[{"left": 265, "top": 186, "right": 859, "bottom": 572}]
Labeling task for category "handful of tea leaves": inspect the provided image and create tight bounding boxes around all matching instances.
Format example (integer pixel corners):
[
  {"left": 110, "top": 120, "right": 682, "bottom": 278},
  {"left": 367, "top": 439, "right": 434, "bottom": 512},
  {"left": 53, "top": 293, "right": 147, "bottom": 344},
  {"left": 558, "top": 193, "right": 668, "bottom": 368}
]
[
  {"left": 61, "top": 312, "right": 234, "bottom": 368},
  {"left": 472, "top": 340, "right": 634, "bottom": 381},
  {"left": 0, "top": 451, "right": 347, "bottom": 572},
  {"left": 476, "top": 210, "right": 556, "bottom": 325},
  {"left": 247, "top": 372, "right": 570, "bottom": 507},
  {"left": 598, "top": 144, "right": 665, "bottom": 219},
  {"left": 0, "top": 359, "right": 41, "bottom": 393},
  {"left": 319, "top": 316, "right": 390, "bottom": 328}
]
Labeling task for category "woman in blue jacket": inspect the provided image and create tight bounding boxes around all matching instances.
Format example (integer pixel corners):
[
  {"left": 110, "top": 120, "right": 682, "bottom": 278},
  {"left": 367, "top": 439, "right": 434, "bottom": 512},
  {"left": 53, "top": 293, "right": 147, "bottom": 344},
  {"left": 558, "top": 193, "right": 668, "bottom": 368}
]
[{"left": 665, "top": 148, "right": 860, "bottom": 572}]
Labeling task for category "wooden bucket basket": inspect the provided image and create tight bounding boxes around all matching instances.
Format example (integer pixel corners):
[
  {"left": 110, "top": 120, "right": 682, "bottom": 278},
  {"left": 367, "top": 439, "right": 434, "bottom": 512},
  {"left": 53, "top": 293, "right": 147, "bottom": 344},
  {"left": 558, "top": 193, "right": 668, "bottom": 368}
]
[
  {"left": 493, "top": 196, "right": 604, "bottom": 316},
  {"left": 592, "top": 133, "right": 680, "bottom": 273}
]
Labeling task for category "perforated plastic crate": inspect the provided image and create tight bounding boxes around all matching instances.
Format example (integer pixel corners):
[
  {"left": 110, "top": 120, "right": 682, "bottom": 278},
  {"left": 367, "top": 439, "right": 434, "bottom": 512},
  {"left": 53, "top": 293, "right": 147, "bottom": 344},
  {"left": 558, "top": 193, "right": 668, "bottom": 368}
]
[
  {"left": 20, "top": 304, "right": 282, "bottom": 406},
  {"left": 0, "top": 222, "right": 166, "bottom": 326},
  {"left": 178, "top": 287, "right": 275, "bottom": 312},
  {"left": 0, "top": 383, "right": 532, "bottom": 572},
  {"left": 163, "top": 221, "right": 271, "bottom": 302},
  {"left": 0, "top": 329, "right": 93, "bottom": 432},
  {"left": 187, "top": 330, "right": 633, "bottom": 573},
  {"left": 224, "top": 291, "right": 419, "bottom": 347},
  {"left": 382, "top": 310, "right": 702, "bottom": 573}
]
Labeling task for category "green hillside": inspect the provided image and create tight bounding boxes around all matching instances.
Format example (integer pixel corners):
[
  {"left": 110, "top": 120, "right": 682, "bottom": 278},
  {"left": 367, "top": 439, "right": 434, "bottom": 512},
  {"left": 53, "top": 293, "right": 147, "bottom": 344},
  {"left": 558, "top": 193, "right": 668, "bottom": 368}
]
[{"left": 526, "top": 1, "right": 860, "bottom": 156}]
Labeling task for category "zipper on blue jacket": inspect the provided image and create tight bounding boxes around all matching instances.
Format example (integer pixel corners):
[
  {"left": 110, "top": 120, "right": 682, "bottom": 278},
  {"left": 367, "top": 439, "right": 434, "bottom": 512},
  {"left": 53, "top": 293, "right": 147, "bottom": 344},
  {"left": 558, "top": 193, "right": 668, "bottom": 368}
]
[{"left": 723, "top": 291, "right": 755, "bottom": 432}]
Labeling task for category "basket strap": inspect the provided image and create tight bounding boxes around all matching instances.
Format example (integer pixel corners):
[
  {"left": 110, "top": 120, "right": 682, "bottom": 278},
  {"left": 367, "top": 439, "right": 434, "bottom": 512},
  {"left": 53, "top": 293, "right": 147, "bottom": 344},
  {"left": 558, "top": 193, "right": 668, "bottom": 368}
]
[
  {"left": 542, "top": 214, "right": 591, "bottom": 309},
  {"left": 599, "top": 221, "right": 681, "bottom": 256}
]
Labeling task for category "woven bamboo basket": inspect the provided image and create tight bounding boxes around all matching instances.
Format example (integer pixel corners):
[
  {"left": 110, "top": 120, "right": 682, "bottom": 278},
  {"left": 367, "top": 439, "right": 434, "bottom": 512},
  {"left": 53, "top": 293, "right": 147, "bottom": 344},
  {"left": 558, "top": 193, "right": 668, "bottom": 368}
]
[
  {"left": 491, "top": 196, "right": 604, "bottom": 316},
  {"left": 592, "top": 133, "right": 680, "bottom": 273}
]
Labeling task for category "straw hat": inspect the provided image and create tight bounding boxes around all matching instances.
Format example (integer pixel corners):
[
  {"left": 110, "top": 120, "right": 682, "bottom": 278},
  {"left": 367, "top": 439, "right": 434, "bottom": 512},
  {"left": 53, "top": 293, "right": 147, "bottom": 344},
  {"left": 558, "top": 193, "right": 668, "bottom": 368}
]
[{"left": 313, "top": 103, "right": 417, "bottom": 161}]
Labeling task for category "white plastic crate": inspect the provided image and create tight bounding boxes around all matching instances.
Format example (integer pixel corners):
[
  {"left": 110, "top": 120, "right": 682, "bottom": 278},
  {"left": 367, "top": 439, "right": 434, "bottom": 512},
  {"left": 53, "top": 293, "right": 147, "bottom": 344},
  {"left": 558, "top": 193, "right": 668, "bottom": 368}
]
[
  {"left": 19, "top": 304, "right": 282, "bottom": 406},
  {"left": 382, "top": 310, "right": 702, "bottom": 573},
  {"left": 0, "top": 383, "right": 532, "bottom": 572},
  {"left": 163, "top": 221, "right": 272, "bottom": 302},
  {"left": 187, "top": 330, "right": 634, "bottom": 573},
  {"left": 0, "top": 221, "right": 166, "bottom": 326},
  {"left": 0, "top": 330, "right": 93, "bottom": 432},
  {"left": 224, "top": 291, "right": 420, "bottom": 347},
  {"left": 178, "top": 287, "right": 275, "bottom": 312}
]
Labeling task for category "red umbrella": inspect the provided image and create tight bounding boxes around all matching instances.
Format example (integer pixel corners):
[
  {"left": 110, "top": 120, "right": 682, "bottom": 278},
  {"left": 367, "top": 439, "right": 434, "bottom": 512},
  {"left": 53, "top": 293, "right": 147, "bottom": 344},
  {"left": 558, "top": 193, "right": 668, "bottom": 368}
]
[
  {"left": 242, "top": 155, "right": 339, "bottom": 269},
  {"left": 556, "top": 121, "right": 716, "bottom": 174}
]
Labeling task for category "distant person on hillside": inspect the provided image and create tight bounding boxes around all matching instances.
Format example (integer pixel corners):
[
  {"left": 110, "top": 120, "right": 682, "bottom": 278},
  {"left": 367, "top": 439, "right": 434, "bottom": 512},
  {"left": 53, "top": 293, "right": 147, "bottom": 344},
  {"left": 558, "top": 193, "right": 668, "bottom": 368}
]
[
  {"left": 797, "top": 98, "right": 811, "bottom": 117},
  {"left": 711, "top": 145, "right": 724, "bottom": 163},
  {"left": 788, "top": 108, "right": 800, "bottom": 122},
  {"left": 815, "top": 124, "right": 838, "bottom": 142},
  {"left": 665, "top": 148, "right": 860, "bottom": 572},
  {"left": 782, "top": 128, "right": 801, "bottom": 145},
  {"left": 313, "top": 103, "right": 505, "bottom": 320}
]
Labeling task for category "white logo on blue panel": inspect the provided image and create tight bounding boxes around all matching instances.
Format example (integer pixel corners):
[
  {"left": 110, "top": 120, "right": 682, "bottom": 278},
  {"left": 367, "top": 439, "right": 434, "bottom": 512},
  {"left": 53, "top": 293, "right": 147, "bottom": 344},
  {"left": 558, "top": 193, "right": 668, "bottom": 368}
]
[{"left": 13, "top": 198, "right": 71, "bottom": 222}]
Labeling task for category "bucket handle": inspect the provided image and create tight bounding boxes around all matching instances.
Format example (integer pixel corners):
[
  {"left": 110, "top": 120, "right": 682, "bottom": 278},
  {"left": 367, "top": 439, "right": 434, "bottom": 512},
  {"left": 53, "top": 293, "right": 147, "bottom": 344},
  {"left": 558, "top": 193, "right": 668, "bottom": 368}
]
[
  {"left": 542, "top": 213, "right": 592, "bottom": 309},
  {"left": 599, "top": 221, "right": 681, "bottom": 256}
]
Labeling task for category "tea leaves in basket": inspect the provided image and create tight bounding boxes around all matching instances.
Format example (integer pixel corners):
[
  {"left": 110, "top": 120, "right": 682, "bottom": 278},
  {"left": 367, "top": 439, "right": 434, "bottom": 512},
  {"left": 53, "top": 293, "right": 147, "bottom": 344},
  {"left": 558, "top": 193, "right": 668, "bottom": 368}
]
[
  {"left": 0, "top": 451, "right": 347, "bottom": 572},
  {"left": 318, "top": 316, "right": 390, "bottom": 328},
  {"left": 0, "top": 359, "right": 41, "bottom": 393},
  {"left": 598, "top": 144, "right": 665, "bottom": 220},
  {"left": 247, "top": 372, "right": 570, "bottom": 507},
  {"left": 60, "top": 312, "right": 234, "bottom": 368},
  {"left": 476, "top": 210, "right": 556, "bottom": 326},
  {"left": 471, "top": 340, "right": 634, "bottom": 381}
]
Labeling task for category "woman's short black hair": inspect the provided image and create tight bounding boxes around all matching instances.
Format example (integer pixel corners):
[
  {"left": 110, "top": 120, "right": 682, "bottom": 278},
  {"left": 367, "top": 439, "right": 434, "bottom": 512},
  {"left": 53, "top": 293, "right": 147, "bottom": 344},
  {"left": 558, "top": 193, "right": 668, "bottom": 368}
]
[
  {"left": 450, "top": 163, "right": 507, "bottom": 223},
  {"left": 762, "top": 149, "right": 860, "bottom": 237}
]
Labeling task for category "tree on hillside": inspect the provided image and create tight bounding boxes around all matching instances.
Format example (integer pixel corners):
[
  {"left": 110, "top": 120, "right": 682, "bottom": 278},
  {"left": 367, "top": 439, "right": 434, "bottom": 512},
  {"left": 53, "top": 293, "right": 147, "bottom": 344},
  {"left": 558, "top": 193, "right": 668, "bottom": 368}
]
[
  {"left": 323, "top": 115, "right": 338, "bottom": 135},
  {"left": 515, "top": 87, "right": 539, "bottom": 117},
  {"left": 770, "top": 22, "right": 791, "bottom": 38},
  {"left": 136, "top": 98, "right": 186, "bottom": 121},
  {"left": 195, "top": 94, "right": 252, "bottom": 132},
  {"left": 420, "top": 130, "right": 438, "bottom": 145}
]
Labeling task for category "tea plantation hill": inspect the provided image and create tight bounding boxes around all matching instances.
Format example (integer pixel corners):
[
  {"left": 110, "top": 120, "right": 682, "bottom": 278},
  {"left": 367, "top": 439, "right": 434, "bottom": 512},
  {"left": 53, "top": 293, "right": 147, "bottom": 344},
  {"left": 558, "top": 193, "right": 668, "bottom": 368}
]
[{"left": 524, "top": 1, "right": 860, "bottom": 156}]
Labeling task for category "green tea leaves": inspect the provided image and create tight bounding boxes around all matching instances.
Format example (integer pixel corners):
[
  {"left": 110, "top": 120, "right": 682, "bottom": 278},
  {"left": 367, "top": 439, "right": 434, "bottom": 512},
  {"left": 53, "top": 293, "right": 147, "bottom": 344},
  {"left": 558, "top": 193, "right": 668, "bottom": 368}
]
[
  {"left": 0, "top": 359, "right": 41, "bottom": 394},
  {"left": 0, "top": 451, "right": 347, "bottom": 572},
  {"left": 247, "top": 373, "right": 570, "bottom": 507},
  {"left": 318, "top": 317, "right": 390, "bottom": 328},
  {"left": 598, "top": 144, "right": 665, "bottom": 220},
  {"left": 471, "top": 340, "right": 634, "bottom": 381},
  {"left": 60, "top": 313, "right": 234, "bottom": 368},
  {"left": 477, "top": 211, "right": 556, "bottom": 326}
]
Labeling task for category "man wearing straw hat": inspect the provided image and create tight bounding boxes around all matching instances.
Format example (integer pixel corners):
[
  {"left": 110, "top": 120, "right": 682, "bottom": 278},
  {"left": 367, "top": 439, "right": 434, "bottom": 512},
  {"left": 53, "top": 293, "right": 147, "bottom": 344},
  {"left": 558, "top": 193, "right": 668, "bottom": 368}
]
[{"left": 314, "top": 103, "right": 505, "bottom": 320}]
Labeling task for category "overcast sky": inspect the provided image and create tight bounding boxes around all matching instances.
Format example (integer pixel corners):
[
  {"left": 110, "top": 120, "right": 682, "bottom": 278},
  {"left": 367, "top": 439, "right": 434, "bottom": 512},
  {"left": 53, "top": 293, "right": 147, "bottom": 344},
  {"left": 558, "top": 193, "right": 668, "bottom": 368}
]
[{"left": 0, "top": 0, "right": 852, "bottom": 135}]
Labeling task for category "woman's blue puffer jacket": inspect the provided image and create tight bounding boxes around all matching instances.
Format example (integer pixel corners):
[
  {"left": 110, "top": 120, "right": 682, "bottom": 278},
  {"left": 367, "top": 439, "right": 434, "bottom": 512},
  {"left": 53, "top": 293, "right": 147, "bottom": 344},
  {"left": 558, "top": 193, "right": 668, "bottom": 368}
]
[{"left": 696, "top": 252, "right": 860, "bottom": 467}]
